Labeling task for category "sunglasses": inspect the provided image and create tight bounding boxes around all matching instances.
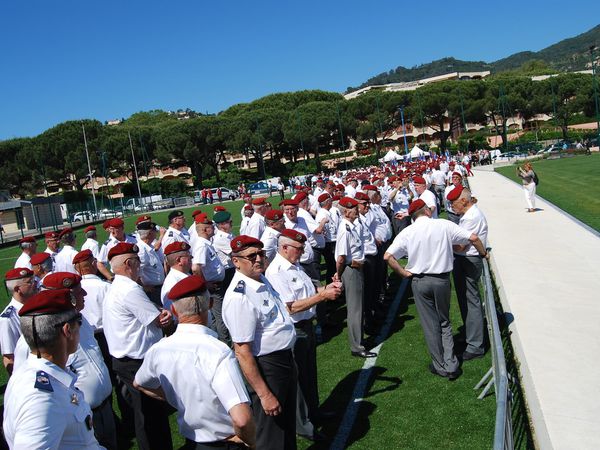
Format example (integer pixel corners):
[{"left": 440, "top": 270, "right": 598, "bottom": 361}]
[{"left": 236, "top": 250, "right": 266, "bottom": 263}]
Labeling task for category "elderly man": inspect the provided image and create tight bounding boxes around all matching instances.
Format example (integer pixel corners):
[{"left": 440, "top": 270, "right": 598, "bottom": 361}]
[
  {"left": 54, "top": 228, "right": 78, "bottom": 274},
  {"left": 136, "top": 220, "right": 166, "bottom": 306},
  {"left": 261, "top": 209, "right": 285, "bottom": 264},
  {"left": 266, "top": 230, "right": 341, "bottom": 442},
  {"left": 315, "top": 193, "right": 338, "bottom": 284},
  {"left": 335, "top": 197, "right": 376, "bottom": 358},
  {"left": 222, "top": 236, "right": 297, "bottom": 450},
  {"left": 282, "top": 199, "right": 316, "bottom": 282},
  {"left": 30, "top": 252, "right": 53, "bottom": 287},
  {"left": 413, "top": 176, "right": 438, "bottom": 219},
  {"left": 444, "top": 172, "right": 464, "bottom": 224},
  {"left": 246, "top": 198, "right": 267, "bottom": 239},
  {"left": 3, "top": 289, "right": 102, "bottom": 449},
  {"left": 1, "top": 268, "right": 38, "bottom": 375},
  {"left": 384, "top": 199, "right": 488, "bottom": 380},
  {"left": 135, "top": 275, "right": 256, "bottom": 449},
  {"left": 447, "top": 185, "right": 489, "bottom": 360},
  {"left": 212, "top": 210, "right": 236, "bottom": 291},
  {"left": 81, "top": 225, "right": 100, "bottom": 258},
  {"left": 388, "top": 175, "right": 412, "bottom": 235},
  {"left": 161, "top": 241, "right": 193, "bottom": 313},
  {"left": 103, "top": 242, "right": 174, "bottom": 450},
  {"left": 43, "top": 231, "right": 61, "bottom": 270},
  {"left": 14, "top": 236, "right": 37, "bottom": 269},
  {"left": 240, "top": 205, "right": 253, "bottom": 235},
  {"left": 161, "top": 210, "right": 190, "bottom": 249},
  {"left": 97, "top": 217, "right": 137, "bottom": 282}
]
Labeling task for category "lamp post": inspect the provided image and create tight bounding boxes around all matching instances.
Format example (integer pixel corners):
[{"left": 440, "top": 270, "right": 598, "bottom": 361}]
[
  {"left": 398, "top": 106, "right": 409, "bottom": 155},
  {"left": 590, "top": 45, "right": 600, "bottom": 141}
]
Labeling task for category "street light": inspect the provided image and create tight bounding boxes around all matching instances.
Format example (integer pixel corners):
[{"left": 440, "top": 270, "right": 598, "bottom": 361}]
[
  {"left": 589, "top": 45, "right": 600, "bottom": 141},
  {"left": 397, "top": 106, "right": 409, "bottom": 155}
]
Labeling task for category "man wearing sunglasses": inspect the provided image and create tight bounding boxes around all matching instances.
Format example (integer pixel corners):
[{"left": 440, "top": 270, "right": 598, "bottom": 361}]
[
  {"left": 223, "top": 235, "right": 297, "bottom": 450},
  {"left": 4, "top": 288, "right": 103, "bottom": 449}
]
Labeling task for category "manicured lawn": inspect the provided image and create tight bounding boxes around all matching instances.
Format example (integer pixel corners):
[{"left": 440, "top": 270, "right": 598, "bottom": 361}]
[{"left": 495, "top": 154, "right": 600, "bottom": 231}]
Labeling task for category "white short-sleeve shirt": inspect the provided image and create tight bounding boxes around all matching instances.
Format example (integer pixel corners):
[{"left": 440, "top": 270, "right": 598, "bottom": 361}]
[
  {"left": 213, "top": 229, "right": 234, "bottom": 269},
  {"left": 14, "top": 253, "right": 32, "bottom": 270},
  {"left": 137, "top": 240, "right": 166, "bottom": 287},
  {"left": 103, "top": 275, "right": 162, "bottom": 359},
  {"left": 298, "top": 208, "right": 324, "bottom": 249},
  {"left": 134, "top": 324, "right": 250, "bottom": 443},
  {"left": 80, "top": 274, "right": 110, "bottom": 331},
  {"left": 419, "top": 189, "right": 439, "bottom": 219},
  {"left": 80, "top": 238, "right": 100, "bottom": 259},
  {"left": 335, "top": 218, "right": 365, "bottom": 265},
  {"left": 161, "top": 268, "right": 189, "bottom": 313},
  {"left": 161, "top": 227, "right": 190, "bottom": 250},
  {"left": 192, "top": 237, "right": 225, "bottom": 282},
  {"left": 54, "top": 245, "right": 79, "bottom": 274},
  {"left": 457, "top": 205, "right": 488, "bottom": 257},
  {"left": 0, "top": 299, "right": 23, "bottom": 355},
  {"left": 245, "top": 213, "right": 266, "bottom": 240},
  {"left": 260, "top": 227, "right": 281, "bottom": 264}
]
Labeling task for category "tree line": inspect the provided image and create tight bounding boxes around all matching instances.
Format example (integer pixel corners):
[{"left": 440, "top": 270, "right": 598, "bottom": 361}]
[{"left": 0, "top": 72, "right": 597, "bottom": 197}]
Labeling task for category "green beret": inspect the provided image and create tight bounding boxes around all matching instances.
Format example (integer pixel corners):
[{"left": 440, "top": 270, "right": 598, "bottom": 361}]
[{"left": 213, "top": 211, "right": 232, "bottom": 224}]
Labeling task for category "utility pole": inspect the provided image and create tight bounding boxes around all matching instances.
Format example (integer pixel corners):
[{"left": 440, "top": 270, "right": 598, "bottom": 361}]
[
  {"left": 398, "top": 106, "right": 409, "bottom": 155},
  {"left": 336, "top": 103, "right": 347, "bottom": 170},
  {"left": 82, "top": 123, "right": 98, "bottom": 216},
  {"left": 128, "top": 131, "right": 143, "bottom": 208}
]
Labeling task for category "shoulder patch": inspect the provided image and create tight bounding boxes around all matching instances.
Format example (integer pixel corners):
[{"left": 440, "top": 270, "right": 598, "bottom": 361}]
[
  {"left": 104, "top": 239, "right": 110, "bottom": 245},
  {"left": 168, "top": 231, "right": 173, "bottom": 237},
  {"left": 0, "top": 306, "right": 15, "bottom": 318},
  {"left": 34, "top": 371, "right": 53, "bottom": 392},
  {"left": 233, "top": 280, "right": 245, "bottom": 294},
  {"left": 345, "top": 224, "right": 351, "bottom": 231}
]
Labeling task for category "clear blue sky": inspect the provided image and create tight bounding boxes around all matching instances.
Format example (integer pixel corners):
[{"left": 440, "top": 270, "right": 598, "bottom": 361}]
[{"left": 1, "top": 0, "right": 599, "bottom": 140}]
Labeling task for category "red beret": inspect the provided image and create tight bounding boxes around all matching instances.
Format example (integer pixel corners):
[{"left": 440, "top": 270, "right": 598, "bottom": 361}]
[
  {"left": 265, "top": 209, "right": 284, "bottom": 221},
  {"left": 388, "top": 176, "right": 398, "bottom": 182},
  {"left": 280, "top": 229, "right": 307, "bottom": 243},
  {"left": 5, "top": 268, "right": 34, "bottom": 281},
  {"left": 107, "top": 242, "right": 138, "bottom": 261},
  {"left": 413, "top": 176, "right": 426, "bottom": 185},
  {"left": 213, "top": 205, "right": 226, "bottom": 212},
  {"left": 318, "top": 193, "right": 331, "bottom": 203},
  {"left": 30, "top": 253, "right": 51, "bottom": 266},
  {"left": 279, "top": 199, "right": 298, "bottom": 207},
  {"left": 19, "top": 236, "right": 36, "bottom": 244},
  {"left": 191, "top": 209, "right": 203, "bottom": 217},
  {"left": 194, "top": 213, "right": 212, "bottom": 225},
  {"left": 167, "top": 275, "right": 208, "bottom": 301},
  {"left": 84, "top": 225, "right": 96, "bottom": 233},
  {"left": 230, "top": 235, "right": 264, "bottom": 252},
  {"left": 19, "top": 289, "right": 77, "bottom": 317},
  {"left": 102, "top": 220, "right": 111, "bottom": 230},
  {"left": 355, "top": 192, "right": 369, "bottom": 202},
  {"left": 339, "top": 197, "right": 358, "bottom": 208},
  {"left": 44, "top": 231, "right": 60, "bottom": 240},
  {"left": 58, "top": 228, "right": 73, "bottom": 238},
  {"left": 363, "top": 185, "right": 377, "bottom": 191},
  {"left": 72, "top": 249, "right": 94, "bottom": 265},
  {"left": 164, "top": 241, "right": 191, "bottom": 256},
  {"left": 446, "top": 185, "right": 464, "bottom": 201},
  {"left": 244, "top": 204, "right": 253, "bottom": 211},
  {"left": 106, "top": 218, "right": 124, "bottom": 228},
  {"left": 452, "top": 171, "right": 463, "bottom": 179},
  {"left": 135, "top": 215, "right": 152, "bottom": 225},
  {"left": 252, "top": 197, "right": 266, "bottom": 206},
  {"left": 42, "top": 272, "right": 82, "bottom": 290},
  {"left": 294, "top": 192, "right": 308, "bottom": 203},
  {"left": 326, "top": 180, "right": 335, "bottom": 186},
  {"left": 408, "top": 199, "right": 427, "bottom": 215},
  {"left": 336, "top": 184, "right": 345, "bottom": 190},
  {"left": 332, "top": 195, "right": 342, "bottom": 201}
]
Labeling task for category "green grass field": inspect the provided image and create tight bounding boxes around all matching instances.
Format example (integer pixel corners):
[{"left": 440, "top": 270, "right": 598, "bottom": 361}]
[
  {"left": 1, "top": 195, "right": 526, "bottom": 449},
  {"left": 495, "top": 153, "right": 600, "bottom": 231}
]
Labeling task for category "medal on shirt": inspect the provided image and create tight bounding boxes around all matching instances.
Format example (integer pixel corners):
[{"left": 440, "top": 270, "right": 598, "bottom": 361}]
[{"left": 71, "top": 393, "right": 79, "bottom": 405}]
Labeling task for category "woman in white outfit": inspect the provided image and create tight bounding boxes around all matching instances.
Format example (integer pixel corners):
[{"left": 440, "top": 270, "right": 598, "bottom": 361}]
[{"left": 517, "top": 162, "right": 537, "bottom": 212}]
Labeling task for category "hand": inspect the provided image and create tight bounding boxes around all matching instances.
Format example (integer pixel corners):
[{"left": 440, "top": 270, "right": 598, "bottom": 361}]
[
  {"left": 157, "top": 309, "right": 172, "bottom": 328},
  {"left": 404, "top": 270, "right": 413, "bottom": 278},
  {"left": 394, "top": 212, "right": 406, "bottom": 220},
  {"left": 321, "top": 284, "right": 342, "bottom": 300},
  {"left": 331, "top": 273, "right": 340, "bottom": 283},
  {"left": 158, "top": 226, "right": 167, "bottom": 237},
  {"left": 260, "top": 391, "right": 281, "bottom": 416}
]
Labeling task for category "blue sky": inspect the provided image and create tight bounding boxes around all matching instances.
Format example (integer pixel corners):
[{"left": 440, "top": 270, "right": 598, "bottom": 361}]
[{"left": 1, "top": 0, "right": 599, "bottom": 140}]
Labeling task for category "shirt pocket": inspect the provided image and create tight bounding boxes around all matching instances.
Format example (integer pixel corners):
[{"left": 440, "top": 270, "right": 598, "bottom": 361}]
[{"left": 259, "top": 299, "right": 280, "bottom": 326}]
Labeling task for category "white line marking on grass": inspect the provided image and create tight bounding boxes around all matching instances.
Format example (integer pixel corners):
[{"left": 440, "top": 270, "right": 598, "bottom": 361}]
[{"left": 330, "top": 277, "right": 410, "bottom": 450}]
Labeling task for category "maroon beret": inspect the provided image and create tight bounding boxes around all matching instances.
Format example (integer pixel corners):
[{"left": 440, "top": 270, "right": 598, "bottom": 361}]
[
  {"left": 19, "top": 236, "right": 36, "bottom": 244},
  {"left": 213, "top": 205, "right": 227, "bottom": 212},
  {"left": 318, "top": 193, "right": 331, "bottom": 203},
  {"left": 339, "top": 197, "right": 358, "bottom": 208},
  {"left": 106, "top": 218, "right": 124, "bottom": 228},
  {"left": 58, "top": 228, "right": 73, "bottom": 238},
  {"left": 136, "top": 215, "right": 152, "bottom": 225},
  {"left": 280, "top": 229, "right": 307, "bottom": 243},
  {"left": 446, "top": 185, "right": 464, "bottom": 201},
  {"left": 452, "top": 171, "right": 463, "bottom": 179},
  {"left": 44, "top": 231, "right": 60, "bottom": 240},
  {"left": 191, "top": 209, "right": 203, "bottom": 217},
  {"left": 265, "top": 209, "right": 284, "bottom": 221},
  {"left": 251, "top": 197, "right": 266, "bottom": 206},
  {"left": 84, "top": 225, "right": 96, "bottom": 233},
  {"left": 362, "top": 185, "right": 377, "bottom": 192},
  {"left": 294, "top": 192, "right": 308, "bottom": 203},
  {"left": 30, "top": 253, "right": 51, "bottom": 266},
  {"left": 164, "top": 241, "right": 191, "bottom": 256},
  {"left": 19, "top": 289, "right": 77, "bottom": 316},
  {"left": 279, "top": 199, "right": 299, "bottom": 207},
  {"left": 194, "top": 213, "right": 212, "bottom": 225},
  {"left": 243, "top": 204, "right": 253, "bottom": 211},
  {"left": 5, "top": 268, "right": 34, "bottom": 281},
  {"left": 230, "top": 235, "right": 264, "bottom": 252},
  {"left": 167, "top": 275, "right": 208, "bottom": 301},
  {"left": 332, "top": 195, "right": 342, "bottom": 201},
  {"left": 408, "top": 199, "right": 427, "bottom": 215},
  {"left": 336, "top": 184, "right": 345, "bottom": 190},
  {"left": 72, "top": 249, "right": 94, "bottom": 265},
  {"left": 413, "top": 176, "right": 426, "bottom": 185},
  {"left": 355, "top": 192, "right": 369, "bottom": 202},
  {"left": 102, "top": 220, "right": 111, "bottom": 230},
  {"left": 42, "top": 272, "right": 82, "bottom": 290},
  {"left": 107, "top": 242, "right": 138, "bottom": 261}
]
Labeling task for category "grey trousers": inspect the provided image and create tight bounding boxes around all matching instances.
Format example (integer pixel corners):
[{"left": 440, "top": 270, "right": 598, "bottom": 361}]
[
  {"left": 411, "top": 274, "right": 459, "bottom": 373},
  {"left": 453, "top": 255, "right": 485, "bottom": 355},
  {"left": 342, "top": 266, "right": 365, "bottom": 353},
  {"left": 93, "top": 396, "right": 118, "bottom": 450},
  {"left": 211, "top": 288, "right": 232, "bottom": 348}
]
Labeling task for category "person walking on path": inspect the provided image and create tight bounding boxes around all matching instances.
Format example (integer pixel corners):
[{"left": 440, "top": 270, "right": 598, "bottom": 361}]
[{"left": 517, "top": 162, "right": 537, "bottom": 212}]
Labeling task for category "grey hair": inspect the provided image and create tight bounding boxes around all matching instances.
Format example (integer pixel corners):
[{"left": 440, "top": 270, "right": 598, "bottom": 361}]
[
  {"left": 5, "top": 279, "right": 20, "bottom": 292},
  {"left": 459, "top": 188, "right": 472, "bottom": 202},
  {"left": 61, "top": 233, "right": 75, "bottom": 245},
  {"left": 85, "top": 231, "right": 97, "bottom": 239},
  {"left": 39, "top": 258, "right": 53, "bottom": 273},
  {"left": 20, "top": 310, "right": 77, "bottom": 351},
  {"left": 137, "top": 229, "right": 152, "bottom": 240},
  {"left": 166, "top": 252, "right": 187, "bottom": 267},
  {"left": 20, "top": 242, "right": 36, "bottom": 250},
  {"left": 109, "top": 254, "right": 128, "bottom": 272},
  {"left": 171, "top": 292, "right": 211, "bottom": 318},
  {"left": 277, "top": 236, "right": 296, "bottom": 250}
]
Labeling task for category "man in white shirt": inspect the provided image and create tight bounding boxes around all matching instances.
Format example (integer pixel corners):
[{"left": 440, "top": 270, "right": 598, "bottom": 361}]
[
  {"left": 315, "top": 193, "right": 338, "bottom": 284},
  {"left": 444, "top": 172, "right": 464, "bottom": 224},
  {"left": 344, "top": 178, "right": 358, "bottom": 198},
  {"left": 261, "top": 209, "right": 285, "bottom": 264},
  {"left": 212, "top": 211, "right": 236, "bottom": 290},
  {"left": 246, "top": 198, "right": 267, "bottom": 239},
  {"left": 161, "top": 241, "right": 193, "bottom": 313},
  {"left": 136, "top": 221, "right": 166, "bottom": 307},
  {"left": 430, "top": 165, "right": 448, "bottom": 210},
  {"left": 384, "top": 199, "right": 488, "bottom": 380},
  {"left": 80, "top": 225, "right": 100, "bottom": 259},
  {"left": 43, "top": 231, "right": 61, "bottom": 271},
  {"left": 134, "top": 275, "right": 255, "bottom": 449},
  {"left": 97, "top": 217, "right": 137, "bottom": 282},
  {"left": 103, "top": 242, "right": 174, "bottom": 450},
  {"left": 188, "top": 209, "right": 203, "bottom": 249},
  {"left": 413, "top": 176, "right": 438, "bottom": 219},
  {"left": 240, "top": 205, "right": 253, "bottom": 235},
  {"left": 295, "top": 192, "right": 326, "bottom": 283},
  {"left": 14, "top": 237, "right": 37, "bottom": 269},
  {"left": 161, "top": 210, "right": 190, "bottom": 250},
  {"left": 54, "top": 228, "right": 78, "bottom": 274},
  {"left": 30, "top": 252, "right": 53, "bottom": 288},
  {"left": 388, "top": 175, "right": 412, "bottom": 234},
  {"left": 282, "top": 199, "right": 315, "bottom": 281},
  {"left": 447, "top": 185, "right": 489, "bottom": 361}
]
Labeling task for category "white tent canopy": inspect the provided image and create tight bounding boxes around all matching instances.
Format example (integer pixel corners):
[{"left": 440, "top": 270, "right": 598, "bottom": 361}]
[
  {"left": 408, "top": 146, "right": 430, "bottom": 158},
  {"left": 382, "top": 149, "right": 402, "bottom": 162}
]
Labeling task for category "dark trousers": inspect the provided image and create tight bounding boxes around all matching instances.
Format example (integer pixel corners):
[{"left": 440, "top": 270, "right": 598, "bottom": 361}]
[
  {"left": 363, "top": 254, "right": 379, "bottom": 328},
  {"left": 112, "top": 357, "right": 173, "bottom": 450},
  {"left": 322, "top": 242, "right": 336, "bottom": 284},
  {"left": 250, "top": 350, "right": 297, "bottom": 450},
  {"left": 184, "top": 439, "right": 247, "bottom": 449},
  {"left": 392, "top": 216, "right": 411, "bottom": 236},
  {"left": 293, "top": 320, "right": 319, "bottom": 423},
  {"left": 210, "top": 284, "right": 232, "bottom": 347}
]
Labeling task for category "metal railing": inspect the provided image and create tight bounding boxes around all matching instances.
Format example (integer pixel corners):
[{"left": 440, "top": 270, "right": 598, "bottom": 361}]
[{"left": 474, "top": 257, "right": 514, "bottom": 450}]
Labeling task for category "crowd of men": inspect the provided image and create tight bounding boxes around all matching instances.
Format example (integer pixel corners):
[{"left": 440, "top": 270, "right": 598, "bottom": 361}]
[{"left": 0, "top": 156, "right": 489, "bottom": 450}]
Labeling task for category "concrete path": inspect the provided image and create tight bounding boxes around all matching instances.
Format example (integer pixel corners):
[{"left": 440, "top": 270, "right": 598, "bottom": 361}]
[{"left": 468, "top": 165, "right": 600, "bottom": 450}]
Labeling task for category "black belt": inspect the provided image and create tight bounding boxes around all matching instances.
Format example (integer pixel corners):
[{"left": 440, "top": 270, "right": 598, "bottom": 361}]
[
  {"left": 92, "top": 394, "right": 112, "bottom": 413},
  {"left": 114, "top": 356, "right": 143, "bottom": 363},
  {"left": 294, "top": 319, "right": 313, "bottom": 329},
  {"left": 412, "top": 272, "right": 450, "bottom": 279}
]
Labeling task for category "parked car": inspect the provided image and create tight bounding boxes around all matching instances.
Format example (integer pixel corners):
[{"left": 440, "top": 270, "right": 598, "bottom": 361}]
[
  {"left": 71, "top": 211, "right": 95, "bottom": 222},
  {"left": 97, "top": 209, "right": 122, "bottom": 219},
  {"left": 193, "top": 187, "right": 239, "bottom": 203},
  {"left": 248, "top": 181, "right": 270, "bottom": 195}
]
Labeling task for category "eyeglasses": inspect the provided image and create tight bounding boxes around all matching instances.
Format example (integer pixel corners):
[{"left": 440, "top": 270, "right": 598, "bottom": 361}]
[
  {"left": 55, "top": 313, "right": 83, "bottom": 328},
  {"left": 236, "top": 250, "right": 266, "bottom": 263}
]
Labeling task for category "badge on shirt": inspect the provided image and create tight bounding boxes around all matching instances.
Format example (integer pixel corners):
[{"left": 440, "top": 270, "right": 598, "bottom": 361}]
[
  {"left": 71, "top": 393, "right": 79, "bottom": 405},
  {"left": 233, "top": 280, "right": 245, "bottom": 294},
  {"left": 263, "top": 299, "right": 269, "bottom": 307},
  {"left": 0, "top": 306, "right": 15, "bottom": 318},
  {"left": 34, "top": 371, "right": 53, "bottom": 392}
]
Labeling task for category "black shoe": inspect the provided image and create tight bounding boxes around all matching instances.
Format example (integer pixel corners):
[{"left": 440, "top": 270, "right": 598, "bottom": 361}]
[
  {"left": 447, "top": 368, "right": 463, "bottom": 381},
  {"left": 428, "top": 363, "right": 449, "bottom": 378},
  {"left": 462, "top": 351, "right": 485, "bottom": 361},
  {"left": 351, "top": 350, "right": 377, "bottom": 358},
  {"left": 298, "top": 430, "right": 328, "bottom": 442}
]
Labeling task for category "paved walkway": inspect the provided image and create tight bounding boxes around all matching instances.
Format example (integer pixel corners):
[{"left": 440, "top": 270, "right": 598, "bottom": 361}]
[{"left": 469, "top": 165, "right": 600, "bottom": 450}]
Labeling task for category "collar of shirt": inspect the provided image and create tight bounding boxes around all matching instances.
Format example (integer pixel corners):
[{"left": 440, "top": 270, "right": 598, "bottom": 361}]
[
  {"left": 113, "top": 274, "right": 142, "bottom": 289},
  {"left": 175, "top": 323, "right": 218, "bottom": 339},
  {"left": 81, "top": 274, "right": 102, "bottom": 281},
  {"left": 215, "top": 229, "right": 232, "bottom": 239},
  {"left": 264, "top": 227, "right": 281, "bottom": 237},
  {"left": 27, "top": 357, "right": 76, "bottom": 389},
  {"left": 197, "top": 236, "right": 212, "bottom": 246},
  {"left": 341, "top": 218, "right": 356, "bottom": 230},
  {"left": 271, "top": 253, "right": 298, "bottom": 272}
]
